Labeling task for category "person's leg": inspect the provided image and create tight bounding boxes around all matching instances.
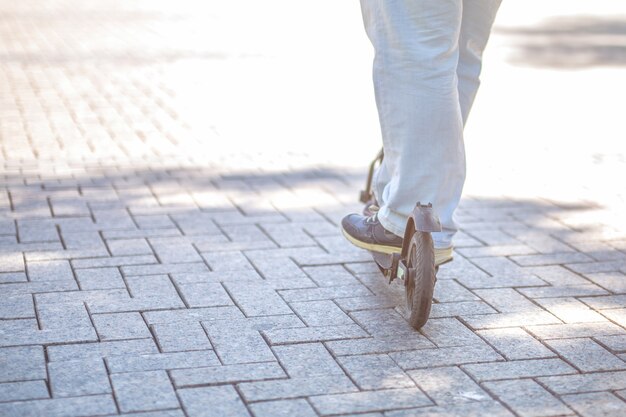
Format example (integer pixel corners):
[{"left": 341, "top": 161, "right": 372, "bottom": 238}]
[
  {"left": 360, "top": 0, "right": 464, "bottom": 249},
  {"left": 457, "top": 0, "right": 502, "bottom": 124}
]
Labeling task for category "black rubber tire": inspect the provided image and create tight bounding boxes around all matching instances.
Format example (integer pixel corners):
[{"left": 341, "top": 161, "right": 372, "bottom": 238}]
[{"left": 405, "top": 231, "right": 436, "bottom": 330}]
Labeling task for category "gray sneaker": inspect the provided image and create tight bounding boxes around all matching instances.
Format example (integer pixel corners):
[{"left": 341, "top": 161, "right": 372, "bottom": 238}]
[{"left": 341, "top": 213, "right": 403, "bottom": 254}]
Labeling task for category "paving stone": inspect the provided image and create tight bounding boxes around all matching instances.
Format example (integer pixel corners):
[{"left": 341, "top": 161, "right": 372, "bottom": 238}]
[
  {"left": 0, "top": 380, "right": 49, "bottom": 402},
  {"left": 0, "top": 252, "right": 24, "bottom": 272},
  {"left": 178, "top": 385, "right": 251, "bottom": 417},
  {"left": 420, "top": 318, "right": 485, "bottom": 347},
  {"left": 279, "top": 284, "right": 372, "bottom": 302},
  {"left": 201, "top": 251, "right": 255, "bottom": 272},
  {"left": 303, "top": 265, "right": 360, "bottom": 286},
  {"left": 0, "top": 394, "right": 117, "bottom": 417},
  {"left": 74, "top": 267, "right": 126, "bottom": 290},
  {"left": 567, "top": 260, "right": 626, "bottom": 274},
  {"left": 524, "top": 265, "right": 592, "bottom": 286},
  {"left": 47, "top": 339, "right": 159, "bottom": 361},
  {"left": 1, "top": 280, "right": 78, "bottom": 296},
  {"left": 534, "top": 297, "right": 607, "bottom": 323},
  {"left": 150, "top": 237, "right": 203, "bottom": 263},
  {"left": 92, "top": 312, "right": 151, "bottom": 341},
  {"left": 119, "top": 411, "right": 185, "bottom": 417},
  {"left": 476, "top": 327, "right": 556, "bottom": 360},
  {"left": 121, "top": 262, "right": 209, "bottom": 276},
  {"left": 596, "top": 335, "right": 626, "bottom": 353},
  {"left": 26, "top": 259, "right": 73, "bottom": 281},
  {"left": 561, "top": 391, "right": 626, "bottom": 417},
  {"left": 48, "top": 358, "right": 111, "bottom": 397},
  {"left": 430, "top": 301, "right": 498, "bottom": 318},
  {"left": 472, "top": 288, "right": 541, "bottom": 313},
  {"left": 350, "top": 309, "right": 416, "bottom": 337},
  {"left": 538, "top": 370, "right": 626, "bottom": 394},
  {"left": 385, "top": 401, "right": 514, "bottom": 417},
  {"left": 288, "top": 300, "right": 354, "bottom": 327},
  {"left": 408, "top": 366, "right": 491, "bottom": 404},
  {"left": 326, "top": 334, "right": 435, "bottom": 356},
  {"left": 239, "top": 375, "right": 358, "bottom": 401},
  {"left": 152, "top": 321, "right": 212, "bottom": 352},
  {"left": 546, "top": 338, "right": 626, "bottom": 372},
  {"left": 0, "top": 346, "right": 46, "bottom": 383},
  {"left": 205, "top": 324, "right": 275, "bottom": 364},
  {"left": 339, "top": 354, "right": 415, "bottom": 389},
  {"left": 72, "top": 255, "right": 158, "bottom": 269},
  {"left": 223, "top": 282, "right": 292, "bottom": 316},
  {"left": 457, "top": 244, "right": 537, "bottom": 258},
  {"left": 0, "top": 294, "right": 34, "bottom": 319},
  {"left": 462, "top": 358, "right": 576, "bottom": 382},
  {"left": 249, "top": 399, "right": 318, "bottom": 417},
  {"left": 178, "top": 282, "right": 233, "bottom": 308},
  {"left": 143, "top": 306, "right": 244, "bottom": 324},
  {"left": 106, "top": 350, "right": 220, "bottom": 373},
  {"left": 111, "top": 370, "right": 179, "bottom": 413},
  {"left": 309, "top": 387, "right": 432, "bottom": 416},
  {"left": 583, "top": 271, "right": 626, "bottom": 294},
  {"left": 273, "top": 343, "right": 342, "bottom": 377},
  {"left": 511, "top": 252, "right": 593, "bottom": 266},
  {"left": 171, "top": 362, "right": 286, "bottom": 387},
  {"left": 106, "top": 238, "right": 153, "bottom": 256},
  {"left": 390, "top": 343, "right": 503, "bottom": 370},
  {"left": 463, "top": 310, "right": 561, "bottom": 330},
  {"left": 518, "top": 284, "right": 609, "bottom": 299},
  {"left": 37, "top": 302, "right": 93, "bottom": 329},
  {"left": 482, "top": 379, "right": 572, "bottom": 417},
  {"left": 433, "top": 280, "right": 480, "bottom": 303},
  {"left": 263, "top": 324, "right": 368, "bottom": 345},
  {"left": 526, "top": 322, "right": 626, "bottom": 340},
  {"left": 459, "top": 257, "right": 547, "bottom": 288}
]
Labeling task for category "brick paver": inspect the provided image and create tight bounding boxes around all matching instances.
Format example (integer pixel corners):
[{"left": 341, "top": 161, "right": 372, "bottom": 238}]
[{"left": 1, "top": 1, "right": 626, "bottom": 416}]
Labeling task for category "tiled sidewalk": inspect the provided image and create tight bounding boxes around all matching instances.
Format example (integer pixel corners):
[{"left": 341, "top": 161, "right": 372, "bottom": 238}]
[{"left": 1, "top": 1, "right": 626, "bottom": 417}]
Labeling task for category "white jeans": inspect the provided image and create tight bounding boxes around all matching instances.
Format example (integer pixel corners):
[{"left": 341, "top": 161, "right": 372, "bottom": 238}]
[{"left": 361, "top": 0, "right": 501, "bottom": 248}]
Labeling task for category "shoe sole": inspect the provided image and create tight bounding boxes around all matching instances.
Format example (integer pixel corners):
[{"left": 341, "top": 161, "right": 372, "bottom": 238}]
[{"left": 341, "top": 227, "right": 454, "bottom": 266}]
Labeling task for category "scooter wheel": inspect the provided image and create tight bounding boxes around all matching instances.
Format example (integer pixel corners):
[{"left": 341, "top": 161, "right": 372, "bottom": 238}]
[{"left": 405, "top": 231, "right": 436, "bottom": 330}]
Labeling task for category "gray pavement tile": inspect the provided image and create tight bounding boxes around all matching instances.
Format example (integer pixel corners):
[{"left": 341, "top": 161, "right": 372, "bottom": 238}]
[
  {"left": 511, "top": 252, "right": 593, "bottom": 266},
  {"left": 534, "top": 297, "right": 607, "bottom": 323},
  {"left": 326, "top": 334, "right": 435, "bottom": 356},
  {"left": 143, "top": 306, "right": 244, "bottom": 324},
  {"left": 26, "top": 260, "right": 73, "bottom": 281},
  {"left": 273, "top": 343, "right": 343, "bottom": 377},
  {"left": 408, "top": 367, "right": 491, "bottom": 404},
  {"left": 538, "top": 371, "right": 626, "bottom": 395},
  {"left": 119, "top": 411, "right": 185, "bottom": 417},
  {"left": 171, "top": 362, "right": 286, "bottom": 387},
  {"left": 37, "top": 302, "right": 92, "bottom": 329},
  {"left": 390, "top": 343, "right": 503, "bottom": 370},
  {"left": 518, "top": 285, "right": 609, "bottom": 299},
  {"left": 178, "top": 385, "right": 251, "bottom": 417},
  {"left": 472, "top": 288, "right": 541, "bottom": 313},
  {"left": 177, "top": 282, "right": 233, "bottom": 308},
  {"left": 150, "top": 237, "right": 203, "bottom": 263},
  {"left": 263, "top": 324, "right": 368, "bottom": 345},
  {"left": 303, "top": 265, "right": 360, "bottom": 287},
  {"left": 106, "top": 238, "right": 154, "bottom": 256},
  {"left": 48, "top": 358, "right": 111, "bottom": 397},
  {"left": 71, "top": 255, "right": 158, "bottom": 269},
  {"left": 385, "top": 401, "right": 514, "bottom": 417},
  {"left": 462, "top": 311, "right": 562, "bottom": 330},
  {"left": 239, "top": 375, "right": 358, "bottom": 402},
  {"left": 152, "top": 322, "right": 212, "bottom": 352},
  {"left": 0, "top": 394, "right": 117, "bottom": 417},
  {"left": 583, "top": 271, "right": 626, "bottom": 293},
  {"left": 0, "top": 380, "right": 49, "bottom": 402},
  {"left": 47, "top": 339, "right": 158, "bottom": 362},
  {"left": 0, "top": 294, "right": 34, "bottom": 319},
  {"left": 0, "top": 280, "right": 78, "bottom": 296},
  {"left": 121, "top": 262, "right": 209, "bottom": 277},
  {"left": 462, "top": 358, "right": 576, "bottom": 382},
  {"left": 223, "top": 282, "right": 292, "bottom": 316},
  {"left": 596, "top": 334, "right": 626, "bottom": 353},
  {"left": 339, "top": 354, "right": 415, "bottom": 390},
  {"left": 309, "top": 388, "right": 432, "bottom": 416},
  {"left": 525, "top": 322, "right": 626, "bottom": 340},
  {"left": 74, "top": 267, "right": 126, "bottom": 290},
  {"left": 429, "top": 301, "right": 498, "bottom": 318},
  {"left": 111, "top": 370, "right": 179, "bottom": 413},
  {"left": 106, "top": 350, "right": 220, "bottom": 373},
  {"left": 289, "top": 300, "right": 354, "bottom": 327},
  {"left": 350, "top": 309, "right": 416, "bottom": 338},
  {"left": 206, "top": 325, "right": 275, "bottom": 364},
  {"left": 432, "top": 279, "right": 480, "bottom": 303},
  {"left": 278, "top": 284, "right": 373, "bottom": 303},
  {"left": 0, "top": 346, "right": 46, "bottom": 383},
  {"left": 420, "top": 318, "right": 485, "bottom": 347},
  {"left": 524, "top": 265, "right": 593, "bottom": 286},
  {"left": 201, "top": 251, "right": 254, "bottom": 272},
  {"left": 482, "top": 379, "right": 572, "bottom": 417},
  {"left": 476, "top": 328, "right": 556, "bottom": 360},
  {"left": 546, "top": 338, "right": 626, "bottom": 372},
  {"left": 334, "top": 295, "right": 400, "bottom": 312},
  {"left": 92, "top": 312, "right": 151, "bottom": 341},
  {"left": 561, "top": 391, "right": 626, "bottom": 417},
  {"left": 249, "top": 399, "right": 318, "bottom": 417}
]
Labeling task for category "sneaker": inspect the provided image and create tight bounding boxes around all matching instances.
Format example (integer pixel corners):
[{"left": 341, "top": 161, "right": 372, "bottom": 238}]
[
  {"left": 341, "top": 212, "right": 454, "bottom": 266},
  {"left": 341, "top": 213, "right": 403, "bottom": 254}
]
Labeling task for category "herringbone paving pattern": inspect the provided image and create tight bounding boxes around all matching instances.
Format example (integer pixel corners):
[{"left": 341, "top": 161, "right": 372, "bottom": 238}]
[{"left": 2, "top": 1, "right": 626, "bottom": 416}]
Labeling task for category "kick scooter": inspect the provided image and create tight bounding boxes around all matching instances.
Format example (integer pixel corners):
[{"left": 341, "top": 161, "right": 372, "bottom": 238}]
[{"left": 359, "top": 150, "right": 441, "bottom": 330}]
